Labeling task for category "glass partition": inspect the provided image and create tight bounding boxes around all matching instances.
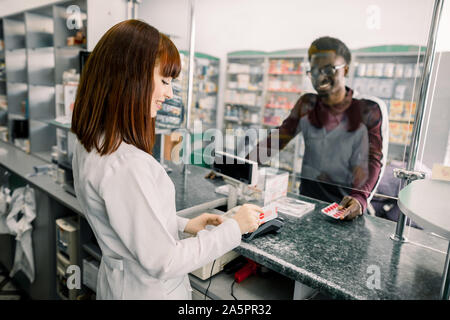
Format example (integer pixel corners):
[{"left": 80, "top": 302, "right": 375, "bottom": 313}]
[
  {"left": 405, "top": 0, "right": 450, "bottom": 238},
  {"left": 191, "top": 0, "right": 437, "bottom": 222},
  {"left": 139, "top": 0, "right": 192, "bottom": 164},
  {"left": 140, "top": 0, "right": 192, "bottom": 131},
  {"left": 139, "top": 0, "right": 444, "bottom": 225}
]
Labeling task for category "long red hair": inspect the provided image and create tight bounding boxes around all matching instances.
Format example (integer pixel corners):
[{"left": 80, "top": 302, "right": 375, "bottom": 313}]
[{"left": 71, "top": 20, "right": 181, "bottom": 155}]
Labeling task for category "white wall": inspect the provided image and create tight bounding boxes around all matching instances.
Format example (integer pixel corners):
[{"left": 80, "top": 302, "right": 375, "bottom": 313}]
[
  {"left": 195, "top": 0, "right": 436, "bottom": 55},
  {"left": 139, "top": 0, "right": 191, "bottom": 50},
  {"left": 436, "top": 0, "right": 450, "bottom": 51},
  {"left": 86, "top": 0, "right": 128, "bottom": 50}
]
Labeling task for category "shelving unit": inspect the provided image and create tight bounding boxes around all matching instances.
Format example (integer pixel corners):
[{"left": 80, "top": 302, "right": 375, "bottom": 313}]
[
  {"left": 0, "top": 0, "right": 91, "bottom": 161},
  {"left": 156, "top": 51, "right": 220, "bottom": 131},
  {"left": 222, "top": 46, "right": 427, "bottom": 191},
  {"left": 223, "top": 51, "right": 266, "bottom": 167},
  {"left": 0, "top": 19, "right": 8, "bottom": 140},
  {"left": 262, "top": 50, "right": 310, "bottom": 128},
  {"left": 223, "top": 50, "right": 310, "bottom": 192},
  {"left": 350, "top": 45, "right": 425, "bottom": 162},
  {"left": 190, "top": 52, "right": 220, "bottom": 130},
  {"left": 3, "top": 13, "right": 29, "bottom": 152},
  {"left": 224, "top": 51, "right": 266, "bottom": 134},
  {"left": 155, "top": 50, "right": 185, "bottom": 130},
  {"left": 262, "top": 51, "right": 311, "bottom": 188}
]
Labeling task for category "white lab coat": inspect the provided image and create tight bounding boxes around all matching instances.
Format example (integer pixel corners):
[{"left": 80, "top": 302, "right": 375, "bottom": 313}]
[{"left": 72, "top": 139, "right": 241, "bottom": 300}]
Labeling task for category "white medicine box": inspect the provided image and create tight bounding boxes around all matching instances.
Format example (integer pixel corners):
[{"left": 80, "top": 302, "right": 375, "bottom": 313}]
[{"left": 257, "top": 168, "right": 289, "bottom": 206}]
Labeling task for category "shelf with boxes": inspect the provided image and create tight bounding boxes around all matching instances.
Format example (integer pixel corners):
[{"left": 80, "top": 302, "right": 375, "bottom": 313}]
[
  {"left": 0, "top": 1, "right": 87, "bottom": 159},
  {"left": 0, "top": 20, "right": 7, "bottom": 141},
  {"left": 262, "top": 52, "right": 310, "bottom": 190},
  {"left": 224, "top": 51, "right": 266, "bottom": 132},
  {"left": 155, "top": 51, "right": 220, "bottom": 131},
  {"left": 190, "top": 52, "right": 220, "bottom": 130},
  {"left": 55, "top": 215, "right": 100, "bottom": 300},
  {"left": 262, "top": 50, "right": 311, "bottom": 128},
  {"left": 0, "top": 0, "right": 127, "bottom": 166},
  {"left": 156, "top": 48, "right": 185, "bottom": 129},
  {"left": 350, "top": 45, "right": 425, "bottom": 161},
  {"left": 223, "top": 50, "right": 310, "bottom": 193},
  {"left": 3, "top": 13, "right": 31, "bottom": 153}
]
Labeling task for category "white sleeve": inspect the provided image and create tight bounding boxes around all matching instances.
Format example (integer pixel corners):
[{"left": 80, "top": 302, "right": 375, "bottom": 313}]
[
  {"left": 99, "top": 155, "right": 241, "bottom": 281},
  {"left": 176, "top": 216, "right": 189, "bottom": 233}
]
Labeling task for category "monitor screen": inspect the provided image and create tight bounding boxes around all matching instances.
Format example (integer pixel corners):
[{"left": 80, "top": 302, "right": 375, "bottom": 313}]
[
  {"left": 79, "top": 51, "right": 91, "bottom": 74},
  {"left": 212, "top": 152, "right": 254, "bottom": 185}
]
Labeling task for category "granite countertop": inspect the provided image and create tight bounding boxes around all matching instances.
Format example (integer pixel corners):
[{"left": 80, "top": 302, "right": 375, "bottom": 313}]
[
  {"left": 236, "top": 193, "right": 449, "bottom": 300},
  {"left": 165, "top": 162, "right": 227, "bottom": 212}
]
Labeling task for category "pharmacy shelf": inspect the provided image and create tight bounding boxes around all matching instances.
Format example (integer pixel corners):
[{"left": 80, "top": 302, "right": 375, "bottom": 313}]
[
  {"left": 156, "top": 51, "right": 220, "bottom": 130},
  {"left": 0, "top": 0, "right": 95, "bottom": 157},
  {"left": 223, "top": 50, "right": 309, "bottom": 190},
  {"left": 350, "top": 45, "right": 425, "bottom": 162}
]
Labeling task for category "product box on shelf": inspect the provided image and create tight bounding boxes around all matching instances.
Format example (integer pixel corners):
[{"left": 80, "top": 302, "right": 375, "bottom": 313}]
[
  {"left": 403, "top": 101, "right": 417, "bottom": 120},
  {"left": 389, "top": 100, "right": 405, "bottom": 120},
  {"left": 389, "top": 122, "right": 413, "bottom": 145},
  {"left": 389, "top": 122, "right": 403, "bottom": 144}
]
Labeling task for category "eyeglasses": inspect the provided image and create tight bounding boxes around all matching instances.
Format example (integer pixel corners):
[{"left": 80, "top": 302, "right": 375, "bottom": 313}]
[{"left": 306, "top": 64, "right": 347, "bottom": 78}]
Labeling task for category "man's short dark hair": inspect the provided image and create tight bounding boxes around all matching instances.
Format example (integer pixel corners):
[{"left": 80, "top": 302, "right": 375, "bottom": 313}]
[{"left": 308, "top": 36, "right": 351, "bottom": 65}]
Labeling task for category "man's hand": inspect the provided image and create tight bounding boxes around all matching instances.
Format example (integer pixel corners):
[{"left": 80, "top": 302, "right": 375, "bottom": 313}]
[
  {"left": 338, "top": 196, "right": 362, "bottom": 220},
  {"left": 184, "top": 213, "right": 224, "bottom": 235}
]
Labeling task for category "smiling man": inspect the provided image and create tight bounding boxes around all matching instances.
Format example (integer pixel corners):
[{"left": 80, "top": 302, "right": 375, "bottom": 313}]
[{"left": 249, "top": 36, "right": 388, "bottom": 221}]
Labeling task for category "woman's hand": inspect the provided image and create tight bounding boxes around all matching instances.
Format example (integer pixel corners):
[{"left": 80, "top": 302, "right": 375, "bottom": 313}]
[
  {"left": 184, "top": 213, "right": 224, "bottom": 235},
  {"left": 232, "top": 204, "right": 262, "bottom": 235}
]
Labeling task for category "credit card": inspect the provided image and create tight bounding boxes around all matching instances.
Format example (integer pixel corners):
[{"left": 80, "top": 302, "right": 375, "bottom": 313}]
[{"left": 260, "top": 203, "right": 278, "bottom": 224}]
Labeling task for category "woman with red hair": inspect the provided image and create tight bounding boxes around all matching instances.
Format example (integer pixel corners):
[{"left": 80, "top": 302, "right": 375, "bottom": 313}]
[{"left": 71, "top": 20, "right": 260, "bottom": 300}]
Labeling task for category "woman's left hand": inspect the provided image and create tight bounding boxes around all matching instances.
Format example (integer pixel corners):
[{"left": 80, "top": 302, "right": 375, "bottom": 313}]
[{"left": 184, "top": 213, "right": 224, "bottom": 235}]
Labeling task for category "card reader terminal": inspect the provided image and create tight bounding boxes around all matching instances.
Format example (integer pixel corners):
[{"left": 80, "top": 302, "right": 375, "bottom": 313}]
[
  {"left": 242, "top": 217, "right": 285, "bottom": 241},
  {"left": 224, "top": 205, "right": 285, "bottom": 241}
]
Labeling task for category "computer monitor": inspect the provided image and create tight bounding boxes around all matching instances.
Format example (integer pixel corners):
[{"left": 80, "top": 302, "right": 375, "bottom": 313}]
[
  {"left": 79, "top": 51, "right": 91, "bottom": 74},
  {"left": 212, "top": 151, "right": 258, "bottom": 186}
]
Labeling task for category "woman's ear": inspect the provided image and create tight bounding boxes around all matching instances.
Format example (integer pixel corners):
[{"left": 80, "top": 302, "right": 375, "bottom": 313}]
[{"left": 344, "top": 65, "right": 350, "bottom": 77}]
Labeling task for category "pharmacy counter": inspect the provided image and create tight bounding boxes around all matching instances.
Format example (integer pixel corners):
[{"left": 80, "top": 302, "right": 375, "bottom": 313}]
[
  {"left": 0, "top": 140, "right": 448, "bottom": 300},
  {"left": 235, "top": 194, "right": 449, "bottom": 300}
]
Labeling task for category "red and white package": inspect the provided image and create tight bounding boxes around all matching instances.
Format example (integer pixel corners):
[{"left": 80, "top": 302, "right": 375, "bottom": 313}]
[
  {"left": 259, "top": 203, "right": 278, "bottom": 224},
  {"left": 321, "top": 202, "right": 345, "bottom": 219}
]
